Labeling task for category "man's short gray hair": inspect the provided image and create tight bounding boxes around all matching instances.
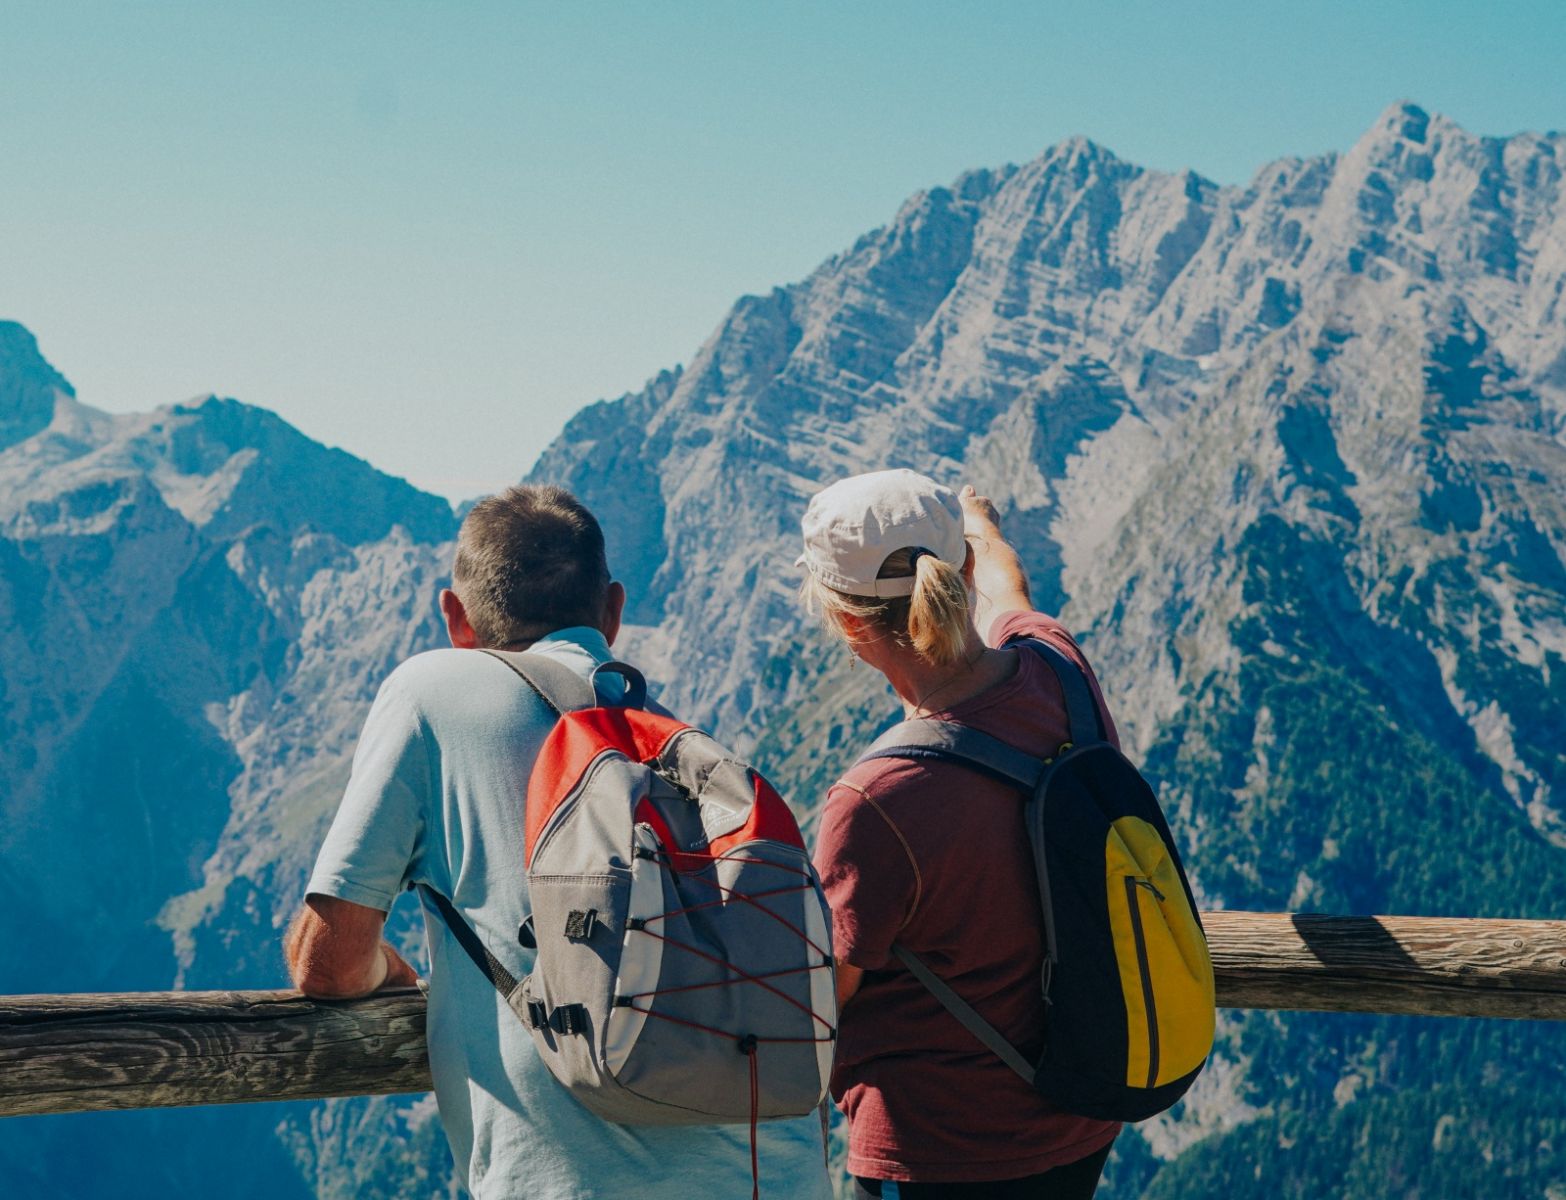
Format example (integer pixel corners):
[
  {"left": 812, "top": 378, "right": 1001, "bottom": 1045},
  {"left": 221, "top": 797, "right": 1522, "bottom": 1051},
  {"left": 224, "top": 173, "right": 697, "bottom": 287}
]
[{"left": 453, "top": 484, "right": 610, "bottom": 647}]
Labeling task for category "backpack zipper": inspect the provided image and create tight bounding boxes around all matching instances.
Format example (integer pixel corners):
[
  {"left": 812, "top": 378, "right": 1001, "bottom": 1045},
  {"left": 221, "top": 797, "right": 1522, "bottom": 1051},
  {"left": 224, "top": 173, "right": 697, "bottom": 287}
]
[
  {"left": 1125, "top": 875, "right": 1160, "bottom": 1089},
  {"left": 1134, "top": 877, "right": 1166, "bottom": 902},
  {"left": 1028, "top": 777, "right": 1060, "bottom": 989},
  {"left": 531, "top": 749, "right": 621, "bottom": 865}
]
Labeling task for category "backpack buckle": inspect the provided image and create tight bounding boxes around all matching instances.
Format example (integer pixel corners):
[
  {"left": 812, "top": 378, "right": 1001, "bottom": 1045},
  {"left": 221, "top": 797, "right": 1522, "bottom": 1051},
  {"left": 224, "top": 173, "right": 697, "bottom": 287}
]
[
  {"left": 563, "top": 909, "right": 597, "bottom": 940},
  {"left": 525, "top": 999, "right": 548, "bottom": 1029},
  {"left": 549, "top": 1003, "right": 588, "bottom": 1036}
]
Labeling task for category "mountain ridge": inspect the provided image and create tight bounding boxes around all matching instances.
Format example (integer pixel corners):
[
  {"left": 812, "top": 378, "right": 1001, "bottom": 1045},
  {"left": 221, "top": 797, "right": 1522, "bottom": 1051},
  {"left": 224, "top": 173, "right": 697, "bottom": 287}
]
[{"left": 532, "top": 101, "right": 1565, "bottom": 832}]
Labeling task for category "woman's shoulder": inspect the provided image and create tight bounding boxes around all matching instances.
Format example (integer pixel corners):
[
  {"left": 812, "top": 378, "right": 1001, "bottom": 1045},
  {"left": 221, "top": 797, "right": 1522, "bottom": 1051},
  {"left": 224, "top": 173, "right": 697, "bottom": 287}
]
[
  {"left": 831, "top": 749, "right": 957, "bottom": 804},
  {"left": 820, "top": 754, "right": 956, "bottom": 843},
  {"left": 989, "top": 608, "right": 1082, "bottom": 657},
  {"left": 824, "top": 746, "right": 1004, "bottom": 855}
]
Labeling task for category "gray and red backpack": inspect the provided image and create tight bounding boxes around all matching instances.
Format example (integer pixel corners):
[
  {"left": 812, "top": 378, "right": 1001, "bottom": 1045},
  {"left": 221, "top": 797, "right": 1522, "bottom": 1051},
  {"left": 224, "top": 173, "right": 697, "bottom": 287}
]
[{"left": 421, "top": 650, "right": 837, "bottom": 1143}]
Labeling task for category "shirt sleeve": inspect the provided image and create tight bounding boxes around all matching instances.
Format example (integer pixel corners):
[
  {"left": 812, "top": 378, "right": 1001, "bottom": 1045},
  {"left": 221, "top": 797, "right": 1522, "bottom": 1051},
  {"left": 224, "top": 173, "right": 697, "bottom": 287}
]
[
  {"left": 813, "top": 780, "right": 919, "bottom": 971},
  {"left": 990, "top": 608, "right": 1077, "bottom": 653},
  {"left": 990, "top": 609, "right": 1122, "bottom": 748},
  {"left": 304, "top": 670, "right": 430, "bottom": 911}
]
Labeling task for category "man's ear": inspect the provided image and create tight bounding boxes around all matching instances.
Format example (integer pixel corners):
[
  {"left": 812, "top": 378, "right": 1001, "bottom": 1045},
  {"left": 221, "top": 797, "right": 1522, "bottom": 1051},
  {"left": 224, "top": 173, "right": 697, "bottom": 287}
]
[
  {"left": 601, "top": 581, "right": 627, "bottom": 648},
  {"left": 440, "top": 588, "right": 482, "bottom": 649}
]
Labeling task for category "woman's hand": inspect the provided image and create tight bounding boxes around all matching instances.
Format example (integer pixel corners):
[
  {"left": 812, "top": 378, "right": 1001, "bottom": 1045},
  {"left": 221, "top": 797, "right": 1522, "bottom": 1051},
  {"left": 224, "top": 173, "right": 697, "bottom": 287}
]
[
  {"left": 960, "top": 485, "right": 1033, "bottom": 643},
  {"left": 959, "top": 484, "right": 1004, "bottom": 535}
]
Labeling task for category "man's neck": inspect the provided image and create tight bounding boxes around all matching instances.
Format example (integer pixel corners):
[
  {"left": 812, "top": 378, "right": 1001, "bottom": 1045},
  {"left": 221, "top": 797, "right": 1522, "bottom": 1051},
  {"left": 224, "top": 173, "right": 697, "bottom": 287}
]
[{"left": 491, "top": 624, "right": 609, "bottom": 654}]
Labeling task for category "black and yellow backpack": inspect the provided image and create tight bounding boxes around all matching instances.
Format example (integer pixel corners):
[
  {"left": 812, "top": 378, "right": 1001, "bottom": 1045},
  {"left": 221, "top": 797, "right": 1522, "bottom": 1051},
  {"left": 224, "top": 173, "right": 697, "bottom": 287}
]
[{"left": 856, "top": 636, "right": 1215, "bottom": 1121}]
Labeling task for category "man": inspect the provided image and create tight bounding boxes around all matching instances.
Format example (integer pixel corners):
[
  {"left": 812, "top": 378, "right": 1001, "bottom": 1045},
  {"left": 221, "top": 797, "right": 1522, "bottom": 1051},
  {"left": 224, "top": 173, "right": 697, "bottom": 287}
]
[{"left": 286, "top": 484, "right": 831, "bottom": 1199}]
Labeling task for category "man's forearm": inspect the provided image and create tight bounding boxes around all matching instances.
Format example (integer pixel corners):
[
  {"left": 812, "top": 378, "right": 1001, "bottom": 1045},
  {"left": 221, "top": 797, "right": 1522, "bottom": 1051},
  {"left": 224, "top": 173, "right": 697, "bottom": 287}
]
[
  {"left": 289, "top": 935, "right": 390, "bottom": 998},
  {"left": 286, "top": 898, "right": 414, "bottom": 998}
]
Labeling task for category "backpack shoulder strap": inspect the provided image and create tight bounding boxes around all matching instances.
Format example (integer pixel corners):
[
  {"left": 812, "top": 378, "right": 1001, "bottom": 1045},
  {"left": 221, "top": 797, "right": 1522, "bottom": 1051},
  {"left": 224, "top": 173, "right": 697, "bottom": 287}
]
[
  {"left": 1010, "top": 636, "right": 1105, "bottom": 746},
  {"left": 482, "top": 649, "right": 597, "bottom": 715},
  {"left": 891, "top": 944, "right": 1036, "bottom": 1085},
  {"left": 418, "top": 884, "right": 519, "bottom": 999},
  {"left": 856, "top": 717, "right": 1050, "bottom": 792},
  {"left": 425, "top": 649, "right": 597, "bottom": 997}
]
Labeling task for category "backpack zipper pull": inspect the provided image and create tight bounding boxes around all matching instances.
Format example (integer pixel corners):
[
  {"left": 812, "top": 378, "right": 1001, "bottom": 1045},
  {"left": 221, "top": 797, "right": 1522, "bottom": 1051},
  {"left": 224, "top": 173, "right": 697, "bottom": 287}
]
[{"left": 1134, "top": 877, "right": 1166, "bottom": 902}]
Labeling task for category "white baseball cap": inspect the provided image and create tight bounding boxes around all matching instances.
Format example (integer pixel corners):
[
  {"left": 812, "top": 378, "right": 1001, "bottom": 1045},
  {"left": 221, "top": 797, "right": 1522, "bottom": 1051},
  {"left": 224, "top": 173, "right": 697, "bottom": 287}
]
[{"left": 796, "top": 469, "right": 967, "bottom": 598}]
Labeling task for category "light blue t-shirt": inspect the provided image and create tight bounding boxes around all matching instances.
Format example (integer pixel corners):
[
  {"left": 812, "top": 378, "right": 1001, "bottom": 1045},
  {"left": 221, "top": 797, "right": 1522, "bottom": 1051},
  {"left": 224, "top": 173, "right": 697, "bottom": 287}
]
[{"left": 306, "top": 628, "right": 831, "bottom": 1199}]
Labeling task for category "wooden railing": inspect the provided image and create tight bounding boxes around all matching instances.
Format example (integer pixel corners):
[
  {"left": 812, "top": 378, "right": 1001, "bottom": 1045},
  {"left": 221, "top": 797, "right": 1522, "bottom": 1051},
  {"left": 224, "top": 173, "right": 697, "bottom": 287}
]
[{"left": 3, "top": 912, "right": 1564, "bottom": 1119}]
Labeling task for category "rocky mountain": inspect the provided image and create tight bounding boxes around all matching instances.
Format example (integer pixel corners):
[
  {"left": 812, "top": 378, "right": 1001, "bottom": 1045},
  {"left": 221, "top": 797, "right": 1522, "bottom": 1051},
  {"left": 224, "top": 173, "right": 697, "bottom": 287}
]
[
  {"left": 3, "top": 101, "right": 1565, "bottom": 1198},
  {"left": 539, "top": 101, "right": 1565, "bottom": 830},
  {"left": 0, "top": 325, "right": 456, "bottom": 1195}
]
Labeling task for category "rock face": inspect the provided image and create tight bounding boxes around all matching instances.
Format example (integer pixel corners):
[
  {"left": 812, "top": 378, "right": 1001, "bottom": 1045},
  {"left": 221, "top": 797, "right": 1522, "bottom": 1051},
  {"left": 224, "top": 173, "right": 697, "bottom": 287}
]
[
  {"left": 536, "top": 103, "right": 1565, "bottom": 832},
  {"left": 0, "top": 347, "right": 455, "bottom": 996},
  {"left": 3, "top": 103, "right": 1565, "bottom": 1197}
]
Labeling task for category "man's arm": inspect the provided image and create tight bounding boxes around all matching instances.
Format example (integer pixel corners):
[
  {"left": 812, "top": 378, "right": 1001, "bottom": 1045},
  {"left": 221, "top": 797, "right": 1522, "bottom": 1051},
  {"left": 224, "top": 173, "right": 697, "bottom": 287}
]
[
  {"left": 288, "top": 666, "right": 428, "bottom": 999},
  {"left": 960, "top": 484, "right": 1033, "bottom": 645},
  {"left": 285, "top": 894, "right": 419, "bottom": 999}
]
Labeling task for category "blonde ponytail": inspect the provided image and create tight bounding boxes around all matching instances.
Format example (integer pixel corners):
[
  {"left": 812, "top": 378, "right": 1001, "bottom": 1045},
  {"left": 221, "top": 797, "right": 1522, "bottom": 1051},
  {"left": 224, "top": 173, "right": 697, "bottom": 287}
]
[
  {"left": 800, "top": 544, "right": 974, "bottom": 667},
  {"left": 907, "top": 553, "right": 971, "bottom": 666}
]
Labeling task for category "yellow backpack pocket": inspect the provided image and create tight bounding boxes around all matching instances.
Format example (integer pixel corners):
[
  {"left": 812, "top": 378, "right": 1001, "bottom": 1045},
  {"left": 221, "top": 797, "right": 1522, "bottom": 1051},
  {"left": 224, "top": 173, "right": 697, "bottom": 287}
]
[{"left": 1105, "top": 816, "right": 1216, "bottom": 1089}]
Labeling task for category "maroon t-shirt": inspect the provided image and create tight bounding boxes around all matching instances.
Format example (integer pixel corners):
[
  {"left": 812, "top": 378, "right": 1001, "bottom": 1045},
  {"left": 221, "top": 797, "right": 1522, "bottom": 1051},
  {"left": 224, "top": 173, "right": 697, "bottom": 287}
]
[{"left": 814, "top": 610, "right": 1122, "bottom": 1183}]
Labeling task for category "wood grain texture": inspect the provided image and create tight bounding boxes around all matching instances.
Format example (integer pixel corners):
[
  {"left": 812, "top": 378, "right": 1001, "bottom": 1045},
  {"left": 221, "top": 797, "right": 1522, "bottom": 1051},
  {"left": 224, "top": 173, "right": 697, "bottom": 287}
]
[
  {"left": 3, "top": 913, "right": 1564, "bottom": 1117},
  {"left": 1205, "top": 912, "right": 1566, "bottom": 1019},
  {"left": 0, "top": 987, "right": 431, "bottom": 1118}
]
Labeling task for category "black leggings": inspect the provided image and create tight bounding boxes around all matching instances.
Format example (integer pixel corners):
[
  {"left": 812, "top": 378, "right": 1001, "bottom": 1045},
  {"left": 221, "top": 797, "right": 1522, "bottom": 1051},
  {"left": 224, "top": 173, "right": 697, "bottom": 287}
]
[{"left": 852, "top": 1140, "right": 1113, "bottom": 1200}]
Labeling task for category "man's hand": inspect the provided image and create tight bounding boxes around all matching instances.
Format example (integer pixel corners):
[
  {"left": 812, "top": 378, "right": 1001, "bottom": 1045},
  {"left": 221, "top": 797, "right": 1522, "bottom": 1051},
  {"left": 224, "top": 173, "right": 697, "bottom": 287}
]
[
  {"left": 285, "top": 894, "right": 419, "bottom": 998},
  {"left": 378, "top": 941, "right": 420, "bottom": 990},
  {"left": 960, "top": 484, "right": 1033, "bottom": 644},
  {"left": 835, "top": 960, "right": 864, "bottom": 1011}
]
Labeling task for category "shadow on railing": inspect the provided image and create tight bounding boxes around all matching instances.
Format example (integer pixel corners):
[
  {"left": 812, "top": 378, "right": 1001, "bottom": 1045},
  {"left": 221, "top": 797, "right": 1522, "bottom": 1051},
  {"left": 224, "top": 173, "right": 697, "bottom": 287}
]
[{"left": 3, "top": 912, "right": 1564, "bottom": 1119}]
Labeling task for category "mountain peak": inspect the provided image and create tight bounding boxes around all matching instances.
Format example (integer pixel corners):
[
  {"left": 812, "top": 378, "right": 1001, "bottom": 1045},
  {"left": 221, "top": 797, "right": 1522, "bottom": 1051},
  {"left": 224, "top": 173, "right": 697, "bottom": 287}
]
[
  {"left": 140, "top": 393, "right": 459, "bottom": 545},
  {"left": 0, "top": 322, "right": 74, "bottom": 452},
  {"left": 1373, "top": 99, "right": 1433, "bottom": 144},
  {"left": 1042, "top": 133, "right": 1123, "bottom": 170}
]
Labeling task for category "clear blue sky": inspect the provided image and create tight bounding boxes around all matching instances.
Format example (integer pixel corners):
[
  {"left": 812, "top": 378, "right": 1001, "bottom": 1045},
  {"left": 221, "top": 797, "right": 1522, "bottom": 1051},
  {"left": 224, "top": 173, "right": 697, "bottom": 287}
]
[{"left": 1, "top": 1, "right": 1560, "bottom": 501}]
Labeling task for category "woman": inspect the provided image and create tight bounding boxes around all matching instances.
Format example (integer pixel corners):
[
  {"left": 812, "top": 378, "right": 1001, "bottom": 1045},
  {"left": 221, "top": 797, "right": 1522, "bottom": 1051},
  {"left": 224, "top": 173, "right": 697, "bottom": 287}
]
[{"left": 798, "top": 468, "right": 1121, "bottom": 1199}]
